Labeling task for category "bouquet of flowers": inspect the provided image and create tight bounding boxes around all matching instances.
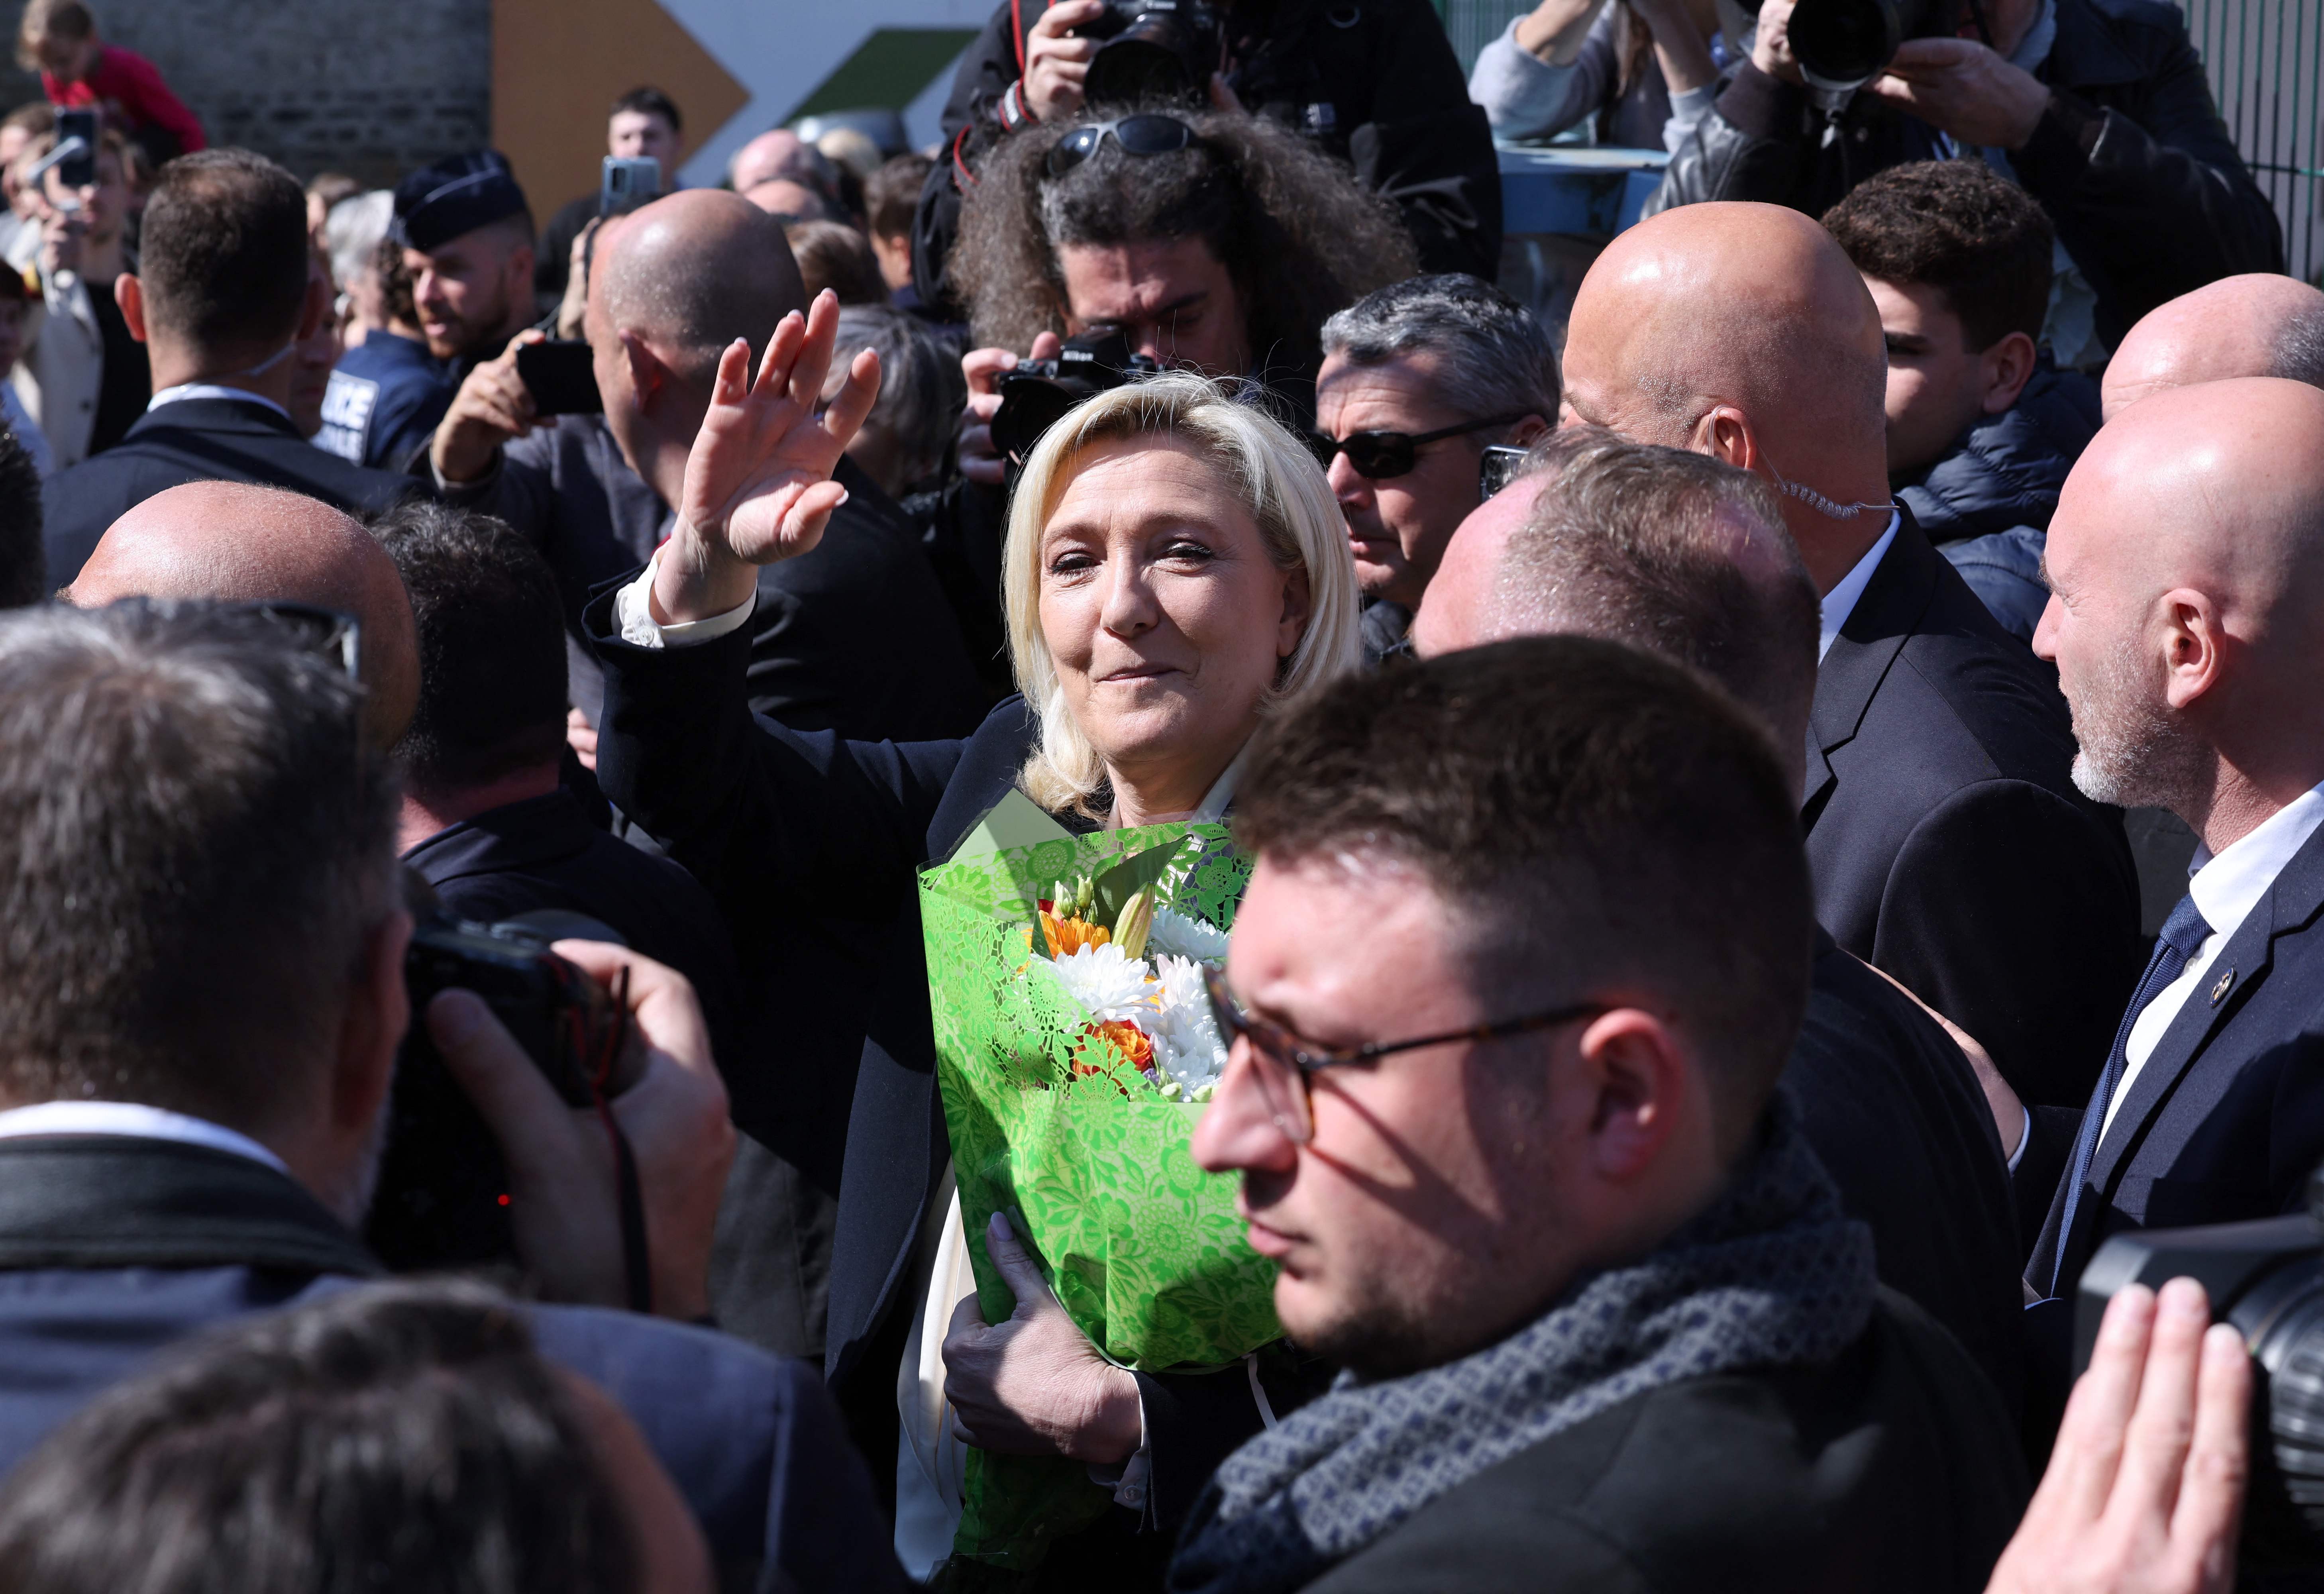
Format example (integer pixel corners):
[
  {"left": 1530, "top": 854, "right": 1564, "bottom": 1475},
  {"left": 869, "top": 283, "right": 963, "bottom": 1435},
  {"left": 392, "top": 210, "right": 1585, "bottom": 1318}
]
[{"left": 919, "top": 792, "right": 1282, "bottom": 1572}]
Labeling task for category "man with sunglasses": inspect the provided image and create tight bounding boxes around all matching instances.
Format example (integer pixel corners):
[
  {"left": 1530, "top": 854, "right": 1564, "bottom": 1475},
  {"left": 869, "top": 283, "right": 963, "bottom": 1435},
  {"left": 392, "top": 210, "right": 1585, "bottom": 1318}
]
[
  {"left": 1179, "top": 636, "right": 2026, "bottom": 1594},
  {"left": 1313, "top": 275, "right": 1557, "bottom": 662}
]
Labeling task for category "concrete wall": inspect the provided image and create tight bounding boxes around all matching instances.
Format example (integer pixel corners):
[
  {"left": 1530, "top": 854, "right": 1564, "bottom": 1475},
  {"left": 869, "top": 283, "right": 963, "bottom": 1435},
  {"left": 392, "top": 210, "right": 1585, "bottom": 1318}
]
[{"left": 0, "top": 0, "right": 491, "bottom": 188}]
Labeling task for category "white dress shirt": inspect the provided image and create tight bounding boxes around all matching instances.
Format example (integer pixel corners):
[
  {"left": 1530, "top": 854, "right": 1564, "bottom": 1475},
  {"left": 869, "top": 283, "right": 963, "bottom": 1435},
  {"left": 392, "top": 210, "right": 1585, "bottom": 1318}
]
[
  {"left": 146, "top": 382, "right": 294, "bottom": 425},
  {"left": 2101, "top": 781, "right": 2324, "bottom": 1138},
  {"left": 1817, "top": 512, "right": 1901, "bottom": 662},
  {"left": 615, "top": 547, "right": 755, "bottom": 648},
  {"left": 0, "top": 1099, "right": 289, "bottom": 1175}
]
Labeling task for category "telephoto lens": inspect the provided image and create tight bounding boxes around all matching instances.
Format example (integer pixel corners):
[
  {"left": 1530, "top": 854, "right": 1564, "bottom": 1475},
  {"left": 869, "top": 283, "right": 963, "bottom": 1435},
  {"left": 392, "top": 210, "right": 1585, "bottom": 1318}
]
[
  {"left": 1785, "top": 0, "right": 1962, "bottom": 94},
  {"left": 2077, "top": 1161, "right": 2324, "bottom": 1570},
  {"left": 1082, "top": 0, "right": 1227, "bottom": 108}
]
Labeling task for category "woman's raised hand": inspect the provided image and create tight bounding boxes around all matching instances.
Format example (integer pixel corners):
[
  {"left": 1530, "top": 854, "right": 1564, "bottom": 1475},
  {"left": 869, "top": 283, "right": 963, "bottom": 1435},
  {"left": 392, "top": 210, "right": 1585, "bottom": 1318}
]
[{"left": 656, "top": 289, "right": 881, "bottom": 622}]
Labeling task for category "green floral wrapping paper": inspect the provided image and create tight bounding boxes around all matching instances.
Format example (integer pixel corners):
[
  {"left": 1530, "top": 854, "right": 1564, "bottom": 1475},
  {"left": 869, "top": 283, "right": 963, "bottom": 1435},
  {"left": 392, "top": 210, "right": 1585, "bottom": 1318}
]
[{"left": 919, "top": 795, "right": 1282, "bottom": 1571}]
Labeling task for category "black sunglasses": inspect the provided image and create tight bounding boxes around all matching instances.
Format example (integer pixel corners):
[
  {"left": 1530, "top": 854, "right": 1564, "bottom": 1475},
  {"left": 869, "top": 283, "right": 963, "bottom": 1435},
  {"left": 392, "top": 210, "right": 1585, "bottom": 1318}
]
[
  {"left": 1044, "top": 114, "right": 1196, "bottom": 179},
  {"left": 241, "top": 601, "right": 363, "bottom": 681},
  {"left": 1313, "top": 413, "right": 1530, "bottom": 481},
  {"left": 1478, "top": 443, "right": 1533, "bottom": 502}
]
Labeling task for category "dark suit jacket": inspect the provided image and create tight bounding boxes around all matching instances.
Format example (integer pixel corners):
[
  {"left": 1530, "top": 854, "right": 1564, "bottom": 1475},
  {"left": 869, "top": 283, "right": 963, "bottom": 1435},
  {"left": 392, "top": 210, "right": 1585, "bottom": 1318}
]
[
  {"left": 41, "top": 397, "right": 416, "bottom": 586},
  {"left": 442, "top": 420, "right": 989, "bottom": 743},
  {"left": 1808, "top": 515, "right": 2141, "bottom": 1107},
  {"left": 2028, "top": 819, "right": 2324, "bottom": 1310},
  {"left": 1295, "top": 1291, "right": 2027, "bottom": 1594},
  {"left": 0, "top": 1134, "right": 905, "bottom": 1594},
  {"left": 587, "top": 599, "right": 1319, "bottom": 1530},
  {"left": 1792, "top": 934, "right": 2023, "bottom": 1412}
]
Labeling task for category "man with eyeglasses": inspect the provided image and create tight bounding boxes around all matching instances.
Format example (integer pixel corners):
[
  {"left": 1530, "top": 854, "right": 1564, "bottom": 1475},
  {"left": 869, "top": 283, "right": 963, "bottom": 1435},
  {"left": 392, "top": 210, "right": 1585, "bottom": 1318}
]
[
  {"left": 1311, "top": 275, "right": 1557, "bottom": 663},
  {"left": 1178, "top": 636, "right": 2027, "bottom": 1594}
]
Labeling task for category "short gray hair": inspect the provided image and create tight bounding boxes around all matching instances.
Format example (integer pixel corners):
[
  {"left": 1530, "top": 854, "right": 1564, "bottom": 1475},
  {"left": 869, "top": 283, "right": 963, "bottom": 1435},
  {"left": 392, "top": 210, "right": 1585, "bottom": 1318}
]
[
  {"left": 1321, "top": 273, "right": 1560, "bottom": 440},
  {"left": 1502, "top": 428, "right": 1818, "bottom": 749},
  {"left": 323, "top": 189, "right": 393, "bottom": 295},
  {"left": 0, "top": 601, "right": 399, "bottom": 1134},
  {"left": 2271, "top": 307, "right": 2324, "bottom": 390},
  {"left": 835, "top": 303, "right": 965, "bottom": 493}
]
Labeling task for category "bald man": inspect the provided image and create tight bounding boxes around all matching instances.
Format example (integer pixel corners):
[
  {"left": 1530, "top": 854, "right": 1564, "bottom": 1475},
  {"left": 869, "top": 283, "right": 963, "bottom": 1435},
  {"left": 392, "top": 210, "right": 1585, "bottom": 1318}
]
[
  {"left": 427, "top": 188, "right": 982, "bottom": 747},
  {"left": 2026, "top": 377, "right": 2324, "bottom": 1342},
  {"left": 727, "top": 130, "right": 837, "bottom": 208},
  {"left": 65, "top": 480, "right": 419, "bottom": 749},
  {"left": 2100, "top": 273, "right": 2324, "bottom": 422},
  {"left": 1413, "top": 430, "right": 2028, "bottom": 1409},
  {"left": 1562, "top": 201, "right": 2141, "bottom": 1109}
]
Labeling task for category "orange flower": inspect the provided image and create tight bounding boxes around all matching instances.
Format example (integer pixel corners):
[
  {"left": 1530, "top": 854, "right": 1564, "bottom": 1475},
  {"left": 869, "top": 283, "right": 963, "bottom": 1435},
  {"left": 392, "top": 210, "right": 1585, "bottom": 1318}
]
[{"left": 1041, "top": 911, "right": 1112, "bottom": 959}]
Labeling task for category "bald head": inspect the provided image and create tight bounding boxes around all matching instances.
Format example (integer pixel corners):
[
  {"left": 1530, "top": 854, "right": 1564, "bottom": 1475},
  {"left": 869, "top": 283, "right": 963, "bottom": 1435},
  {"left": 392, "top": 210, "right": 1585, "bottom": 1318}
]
[
  {"left": 1413, "top": 429, "right": 1819, "bottom": 797},
  {"left": 67, "top": 483, "right": 419, "bottom": 750},
  {"left": 2100, "top": 275, "right": 2324, "bottom": 420},
  {"left": 729, "top": 130, "right": 819, "bottom": 196},
  {"left": 591, "top": 188, "right": 806, "bottom": 386},
  {"left": 2037, "top": 378, "right": 2324, "bottom": 829},
  {"left": 744, "top": 179, "right": 835, "bottom": 222},
  {"left": 1560, "top": 203, "right": 1890, "bottom": 587}
]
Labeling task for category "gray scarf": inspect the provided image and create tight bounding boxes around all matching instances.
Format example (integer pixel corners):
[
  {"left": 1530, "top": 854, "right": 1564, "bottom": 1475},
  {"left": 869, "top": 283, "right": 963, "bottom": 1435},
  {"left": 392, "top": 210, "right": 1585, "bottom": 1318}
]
[{"left": 1168, "top": 1101, "right": 1876, "bottom": 1594}]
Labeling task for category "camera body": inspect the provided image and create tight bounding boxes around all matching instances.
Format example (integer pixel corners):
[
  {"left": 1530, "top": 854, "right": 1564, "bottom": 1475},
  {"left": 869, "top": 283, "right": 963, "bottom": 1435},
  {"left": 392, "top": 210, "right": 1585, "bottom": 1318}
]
[
  {"left": 366, "top": 905, "right": 625, "bottom": 1272},
  {"left": 1786, "top": 0, "right": 1964, "bottom": 94},
  {"left": 2077, "top": 1172, "right": 2324, "bottom": 1568},
  {"left": 989, "top": 328, "right": 1162, "bottom": 463},
  {"left": 1080, "top": 0, "right": 1227, "bottom": 108}
]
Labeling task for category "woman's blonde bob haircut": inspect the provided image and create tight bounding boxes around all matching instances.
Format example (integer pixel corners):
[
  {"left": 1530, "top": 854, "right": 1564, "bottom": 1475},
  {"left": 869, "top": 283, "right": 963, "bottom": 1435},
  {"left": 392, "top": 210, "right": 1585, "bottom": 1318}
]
[{"left": 1005, "top": 371, "right": 1364, "bottom": 816}]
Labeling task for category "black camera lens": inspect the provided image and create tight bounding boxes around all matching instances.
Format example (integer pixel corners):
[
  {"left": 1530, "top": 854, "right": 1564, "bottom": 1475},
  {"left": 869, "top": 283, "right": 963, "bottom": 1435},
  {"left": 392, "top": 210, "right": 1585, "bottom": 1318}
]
[
  {"left": 1084, "top": 0, "right": 1222, "bottom": 108},
  {"left": 1788, "top": 0, "right": 1905, "bottom": 89}
]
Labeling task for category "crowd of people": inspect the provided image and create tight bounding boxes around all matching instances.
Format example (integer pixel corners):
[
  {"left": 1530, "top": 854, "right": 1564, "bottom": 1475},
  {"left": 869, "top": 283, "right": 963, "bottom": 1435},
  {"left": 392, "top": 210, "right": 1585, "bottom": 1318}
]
[{"left": 0, "top": 0, "right": 2314, "bottom": 1588}]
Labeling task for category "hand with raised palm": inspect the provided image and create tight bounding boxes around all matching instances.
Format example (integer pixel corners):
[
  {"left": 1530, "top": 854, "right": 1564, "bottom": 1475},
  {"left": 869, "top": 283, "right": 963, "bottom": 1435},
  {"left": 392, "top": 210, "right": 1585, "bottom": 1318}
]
[{"left": 651, "top": 288, "right": 882, "bottom": 624}]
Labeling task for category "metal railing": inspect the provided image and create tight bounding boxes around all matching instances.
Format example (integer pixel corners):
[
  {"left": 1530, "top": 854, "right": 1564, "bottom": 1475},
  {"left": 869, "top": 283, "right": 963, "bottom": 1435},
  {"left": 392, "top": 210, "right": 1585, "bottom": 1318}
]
[{"left": 1442, "top": 0, "right": 2324, "bottom": 281}]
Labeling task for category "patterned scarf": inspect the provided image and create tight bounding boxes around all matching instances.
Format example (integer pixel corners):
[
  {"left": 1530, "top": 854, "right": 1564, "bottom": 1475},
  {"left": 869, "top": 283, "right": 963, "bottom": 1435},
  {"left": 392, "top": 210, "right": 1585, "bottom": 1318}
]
[{"left": 1168, "top": 1101, "right": 1876, "bottom": 1594}]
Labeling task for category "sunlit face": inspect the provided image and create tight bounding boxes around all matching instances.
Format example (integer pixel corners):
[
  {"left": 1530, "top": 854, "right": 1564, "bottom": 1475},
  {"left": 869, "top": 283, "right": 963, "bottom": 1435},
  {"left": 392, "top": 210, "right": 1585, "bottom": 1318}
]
[
  {"left": 1036, "top": 434, "right": 1308, "bottom": 795},
  {"left": 404, "top": 222, "right": 530, "bottom": 363},
  {"left": 1057, "top": 237, "right": 1251, "bottom": 381},
  {"left": 40, "top": 148, "right": 127, "bottom": 247},
  {"left": 1864, "top": 276, "right": 1990, "bottom": 478},
  {"left": 608, "top": 110, "right": 681, "bottom": 183},
  {"left": 1317, "top": 348, "right": 1502, "bottom": 610}
]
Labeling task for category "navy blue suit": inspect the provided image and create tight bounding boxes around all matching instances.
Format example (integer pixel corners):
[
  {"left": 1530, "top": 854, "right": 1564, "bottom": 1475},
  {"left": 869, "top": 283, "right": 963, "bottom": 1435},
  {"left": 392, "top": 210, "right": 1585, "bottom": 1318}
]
[
  {"left": 1807, "top": 514, "right": 2142, "bottom": 1107},
  {"left": 41, "top": 398, "right": 416, "bottom": 587},
  {"left": 0, "top": 1134, "right": 905, "bottom": 1593},
  {"left": 2028, "top": 819, "right": 2324, "bottom": 1303}
]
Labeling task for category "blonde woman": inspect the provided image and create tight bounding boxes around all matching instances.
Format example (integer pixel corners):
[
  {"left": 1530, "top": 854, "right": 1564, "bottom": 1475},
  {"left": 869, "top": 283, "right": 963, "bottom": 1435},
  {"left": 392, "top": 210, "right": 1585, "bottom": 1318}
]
[{"left": 588, "top": 290, "right": 1362, "bottom": 1578}]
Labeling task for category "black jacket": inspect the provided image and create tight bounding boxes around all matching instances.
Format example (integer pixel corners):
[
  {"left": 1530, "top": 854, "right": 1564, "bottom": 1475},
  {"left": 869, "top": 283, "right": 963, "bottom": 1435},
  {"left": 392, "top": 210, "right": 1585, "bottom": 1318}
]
[
  {"left": 41, "top": 397, "right": 416, "bottom": 587},
  {"left": 437, "top": 421, "right": 989, "bottom": 743},
  {"left": 1808, "top": 513, "right": 2141, "bottom": 1107},
  {"left": 1647, "top": 0, "right": 2282, "bottom": 347},
  {"left": 1295, "top": 1290, "right": 2027, "bottom": 1594},
  {"left": 586, "top": 599, "right": 1320, "bottom": 1532},
  {"left": 0, "top": 1134, "right": 905, "bottom": 1594},
  {"left": 1792, "top": 931, "right": 2022, "bottom": 1413},
  {"left": 911, "top": 0, "right": 1501, "bottom": 316}
]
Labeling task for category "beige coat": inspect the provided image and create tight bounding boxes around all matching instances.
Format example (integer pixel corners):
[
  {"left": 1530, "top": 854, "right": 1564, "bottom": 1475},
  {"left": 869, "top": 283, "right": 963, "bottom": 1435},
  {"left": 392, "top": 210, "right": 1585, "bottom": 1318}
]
[{"left": 11, "top": 268, "right": 108, "bottom": 472}]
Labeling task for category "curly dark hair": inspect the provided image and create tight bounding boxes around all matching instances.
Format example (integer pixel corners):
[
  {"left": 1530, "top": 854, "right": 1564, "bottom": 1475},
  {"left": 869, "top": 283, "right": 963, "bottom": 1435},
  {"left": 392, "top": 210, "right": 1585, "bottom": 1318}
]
[
  {"left": 1821, "top": 160, "right": 2053, "bottom": 353},
  {"left": 950, "top": 106, "right": 1419, "bottom": 379}
]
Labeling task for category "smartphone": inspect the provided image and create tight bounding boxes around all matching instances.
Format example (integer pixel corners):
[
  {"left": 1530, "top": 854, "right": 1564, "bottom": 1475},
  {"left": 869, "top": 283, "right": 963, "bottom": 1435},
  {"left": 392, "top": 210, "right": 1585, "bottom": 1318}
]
[
  {"left": 53, "top": 107, "right": 98, "bottom": 190},
  {"left": 599, "top": 155, "right": 661, "bottom": 220},
  {"left": 516, "top": 339, "right": 603, "bottom": 416}
]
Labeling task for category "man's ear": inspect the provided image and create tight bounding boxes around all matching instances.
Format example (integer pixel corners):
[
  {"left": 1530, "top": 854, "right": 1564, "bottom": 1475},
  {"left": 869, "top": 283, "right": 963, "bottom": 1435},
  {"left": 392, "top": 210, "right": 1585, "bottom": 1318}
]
[
  {"left": 1510, "top": 413, "right": 1551, "bottom": 449},
  {"left": 334, "top": 907, "right": 413, "bottom": 1142},
  {"left": 1980, "top": 330, "right": 2039, "bottom": 414},
  {"left": 1573, "top": 1008, "right": 1691, "bottom": 1183},
  {"left": 115, "top": 272, "right": 146, "bottom": 344},
  {"left": 618, "top": 328, "right": 662, "bottom": 409},
  {"left": 1692, "top": 406, "right": 1758, "bottom": 473},
  {"left": 2158, "top": 587, "right": 2228, "bottom": 715},
  {"left": 508, "top": 243, "right": 537, "bottom": 310}
]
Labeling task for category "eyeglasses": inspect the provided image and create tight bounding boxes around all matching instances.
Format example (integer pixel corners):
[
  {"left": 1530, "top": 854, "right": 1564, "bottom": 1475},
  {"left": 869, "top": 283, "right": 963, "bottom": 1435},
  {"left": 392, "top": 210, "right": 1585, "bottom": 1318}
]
[
  {"left": 1044, "top": 114, "right": 1196, "bottom": 179},
  {"left": 1478, "top": 443, "right": 1532, "bottom": 502},
  {"left": 239, "top": 601, "right": 363, "bottom": 682},
  {"left": 1312, "top": 414, "right": 1530, "bottom": 481},
  {"left": 1200, "top": 963, "right": 1607, "bottom": 1144}
]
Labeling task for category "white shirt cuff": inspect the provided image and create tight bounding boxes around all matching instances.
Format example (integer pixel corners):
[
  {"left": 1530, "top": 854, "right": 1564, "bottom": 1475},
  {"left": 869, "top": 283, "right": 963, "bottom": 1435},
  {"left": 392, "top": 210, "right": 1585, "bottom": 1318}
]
[
  {"left": 2004, "top": 1103, "right": 2032, "bottom": 1173},
  {"left": 613, "top": 546, "right": 756, "bottom": 650}
]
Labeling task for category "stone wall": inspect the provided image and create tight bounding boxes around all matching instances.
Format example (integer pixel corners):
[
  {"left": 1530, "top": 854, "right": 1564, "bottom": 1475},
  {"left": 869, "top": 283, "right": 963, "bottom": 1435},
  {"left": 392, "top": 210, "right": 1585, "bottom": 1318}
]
[{"left": 0, "top": 0, "right": 491, "bottom": 187}]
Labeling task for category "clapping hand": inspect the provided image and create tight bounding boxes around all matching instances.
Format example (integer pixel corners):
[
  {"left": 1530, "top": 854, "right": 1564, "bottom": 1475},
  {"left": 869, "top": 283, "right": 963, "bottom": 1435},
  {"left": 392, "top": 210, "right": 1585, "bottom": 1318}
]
[{"left": 654, "top": 288, "right": 880, "bottom": 624}]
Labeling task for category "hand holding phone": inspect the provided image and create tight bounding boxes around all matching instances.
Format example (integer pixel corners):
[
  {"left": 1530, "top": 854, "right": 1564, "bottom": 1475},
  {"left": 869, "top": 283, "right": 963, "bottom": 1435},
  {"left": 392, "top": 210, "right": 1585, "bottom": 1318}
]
[{"left": 516, "top": 339, "right": 603, "bottom": 417}]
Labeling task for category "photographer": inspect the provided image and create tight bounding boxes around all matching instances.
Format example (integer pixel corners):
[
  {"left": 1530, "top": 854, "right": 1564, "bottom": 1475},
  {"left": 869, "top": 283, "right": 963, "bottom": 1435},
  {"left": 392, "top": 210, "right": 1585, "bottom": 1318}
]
[
  {"left": 0, "top": 598, "right": 902, "bottom": 1592},
  {"left": 1648, "top": 0, "right": 2281, "bottom": 351},
  {"left": 932, "top": 105, "right": 1414, "bottom": 681},
  {"left": 912, "top": 0, "right": 1498, "bottom": 313}
]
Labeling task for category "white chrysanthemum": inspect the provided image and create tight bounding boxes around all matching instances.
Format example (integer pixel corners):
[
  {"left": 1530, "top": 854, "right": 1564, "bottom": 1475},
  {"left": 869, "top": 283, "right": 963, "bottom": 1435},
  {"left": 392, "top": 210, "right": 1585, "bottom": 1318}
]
[
  {"left": 1148, "top": 954, "right": 1230, "bottom": 1090},
  {"left": 1148, "top": 906, "right": 1229, "bottom": 965},
  {"left": 1040, "top": 941, "right": 1157, "bottom": 1024}
]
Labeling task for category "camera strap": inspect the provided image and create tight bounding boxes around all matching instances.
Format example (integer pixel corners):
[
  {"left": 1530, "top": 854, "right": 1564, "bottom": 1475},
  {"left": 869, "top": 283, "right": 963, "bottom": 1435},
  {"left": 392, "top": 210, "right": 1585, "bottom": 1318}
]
[{"left": 611, "top": 1122, "right": 652, "bottom": 1313}]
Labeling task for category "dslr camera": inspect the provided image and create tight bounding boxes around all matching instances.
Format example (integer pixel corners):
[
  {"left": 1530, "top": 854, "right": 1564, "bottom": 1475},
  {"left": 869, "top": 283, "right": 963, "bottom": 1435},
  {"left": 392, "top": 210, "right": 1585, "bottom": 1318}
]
[
  {"left": 1778, "top": 0, "right": 1963, "bottom": 100},
  {"left": 1080, "top": 0, "right": 1227, "bottom": 108},
  {"left": 989, "top": 328, "right": 1162, "bottom": 464},
  {"left": 2078, "top": 1165, "right": 2324, "bottom": 1568},
  {"left": 366, "top": 886, "right": 630, "bottom": 1273}
]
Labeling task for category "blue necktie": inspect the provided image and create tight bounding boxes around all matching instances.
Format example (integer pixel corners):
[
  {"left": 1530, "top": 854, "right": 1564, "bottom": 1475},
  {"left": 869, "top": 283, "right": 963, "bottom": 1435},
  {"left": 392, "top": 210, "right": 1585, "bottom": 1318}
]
[{"left": 2048, "top": 893, "right": 2215, "bottom": 1296}]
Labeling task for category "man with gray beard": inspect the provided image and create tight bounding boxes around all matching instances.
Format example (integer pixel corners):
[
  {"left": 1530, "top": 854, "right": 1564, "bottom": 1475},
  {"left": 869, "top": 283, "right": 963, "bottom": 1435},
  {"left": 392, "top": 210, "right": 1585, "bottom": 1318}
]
[
  {"left": 2023, "top": 376, "right": 2324, "bottom": 1421},
  {"left": 0, "top": 600, "right": 904, "bottom": 1590}
]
